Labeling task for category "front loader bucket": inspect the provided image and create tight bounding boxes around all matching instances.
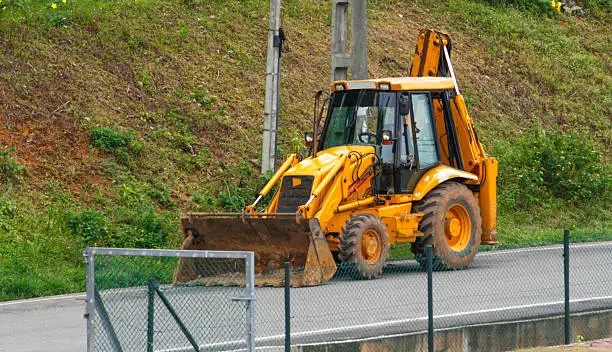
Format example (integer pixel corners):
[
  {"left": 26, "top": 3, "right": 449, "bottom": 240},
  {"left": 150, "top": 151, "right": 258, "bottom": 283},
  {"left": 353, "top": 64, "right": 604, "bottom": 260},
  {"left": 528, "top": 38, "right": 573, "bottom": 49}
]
[{"left": 173, "top": 213, "right": 337, "bottom": 287}]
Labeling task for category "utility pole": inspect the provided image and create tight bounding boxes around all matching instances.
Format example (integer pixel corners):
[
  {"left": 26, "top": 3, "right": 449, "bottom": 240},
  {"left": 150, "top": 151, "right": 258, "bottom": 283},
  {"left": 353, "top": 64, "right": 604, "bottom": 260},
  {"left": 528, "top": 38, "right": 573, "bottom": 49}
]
[
  {"left": 331, "top": 0, "right": 368, "bottom": 83},
  {"left": 261, "top": 0, "right": 283, "bottom": 174}
]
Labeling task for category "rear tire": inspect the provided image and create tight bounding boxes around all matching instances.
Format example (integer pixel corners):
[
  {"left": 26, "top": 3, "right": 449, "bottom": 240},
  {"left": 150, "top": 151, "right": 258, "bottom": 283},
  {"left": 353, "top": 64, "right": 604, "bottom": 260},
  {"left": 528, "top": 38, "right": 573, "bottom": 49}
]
[
  {"left": 411, "top": 182, "right": 481, "bottom": 270},
  {"left": 338, "top": 214, "right": 389, "bottom": 279}
]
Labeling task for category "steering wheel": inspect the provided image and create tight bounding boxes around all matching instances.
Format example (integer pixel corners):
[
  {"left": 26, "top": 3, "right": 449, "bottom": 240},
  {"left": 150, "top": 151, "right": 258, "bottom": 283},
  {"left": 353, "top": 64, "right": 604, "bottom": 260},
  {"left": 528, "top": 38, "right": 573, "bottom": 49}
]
[{"left": 358, "top": 132, "right": 379, "bottom": 144}]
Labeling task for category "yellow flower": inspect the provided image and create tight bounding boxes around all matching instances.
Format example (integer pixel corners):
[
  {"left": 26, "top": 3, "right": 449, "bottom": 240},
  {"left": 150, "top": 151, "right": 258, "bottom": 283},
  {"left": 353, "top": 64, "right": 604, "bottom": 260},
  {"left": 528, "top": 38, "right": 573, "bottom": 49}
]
[
  {"left": 51, "top": 3, "right": 57, "bottom": 8},
  {"left": 62, "top": 0, "right": 66, "bottom": 3},
  {"left": 2, "top": 6, "right": 5, "bottom": 10}
]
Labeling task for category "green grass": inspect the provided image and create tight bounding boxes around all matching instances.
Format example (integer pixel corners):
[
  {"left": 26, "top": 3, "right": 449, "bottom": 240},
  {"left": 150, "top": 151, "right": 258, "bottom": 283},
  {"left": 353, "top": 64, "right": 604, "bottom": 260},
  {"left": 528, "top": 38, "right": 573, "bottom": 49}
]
[
  {"left": 0, "top": 0, "right": 609, "bottom": 300},
  {"left": 0, "top": 200, "right": 83, "bottom": 301}
]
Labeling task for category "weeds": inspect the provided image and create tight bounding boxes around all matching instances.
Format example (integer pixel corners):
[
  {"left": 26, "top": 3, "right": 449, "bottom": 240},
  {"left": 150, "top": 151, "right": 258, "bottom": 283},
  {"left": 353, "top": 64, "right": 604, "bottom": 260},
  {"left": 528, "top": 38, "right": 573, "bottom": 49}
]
[
  {"left": 0, "top": 148, "right": 24, "bottom": 203},
  {"left": 68, "top": 200, "right": 176, "bottom": 249},
  {"left": 67, "top": 209, "right": 112, "bottom": 246},
  {"left": 0, "top": 147, "right": 24, "bottom": 184},
  {"left": 218, "top": 162, "right": 275, "bottom": 212},
  {"left": 486, "top": 0, "right": 607, "bottom": 15},
  {"left": 90, "top": 126, "right": 141, "bottom": 166}
]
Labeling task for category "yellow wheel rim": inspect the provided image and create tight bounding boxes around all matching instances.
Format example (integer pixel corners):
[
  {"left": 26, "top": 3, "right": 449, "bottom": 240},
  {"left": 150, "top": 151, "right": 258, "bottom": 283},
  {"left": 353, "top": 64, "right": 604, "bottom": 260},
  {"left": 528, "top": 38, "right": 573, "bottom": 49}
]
[
  {"left": 361, "top": 230, "right": 381, "bottom": 264},
  {"left": 444, "top": 204, "right": 472, "bottom": 252}
]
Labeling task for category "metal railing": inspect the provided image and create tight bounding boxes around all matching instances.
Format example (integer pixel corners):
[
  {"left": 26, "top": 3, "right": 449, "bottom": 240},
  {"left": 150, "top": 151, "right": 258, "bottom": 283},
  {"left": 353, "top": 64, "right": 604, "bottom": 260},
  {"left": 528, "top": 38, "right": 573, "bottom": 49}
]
[{"left": 84, "top": 248, "right": 255, "bottom": 352}]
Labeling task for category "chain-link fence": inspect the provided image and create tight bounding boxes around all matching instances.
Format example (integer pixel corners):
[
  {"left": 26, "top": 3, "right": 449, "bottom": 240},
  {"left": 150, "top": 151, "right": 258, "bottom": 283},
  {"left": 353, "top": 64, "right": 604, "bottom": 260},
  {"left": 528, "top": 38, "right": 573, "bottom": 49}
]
[
  {"left": 84, "top": 231, "right": 610, "bottom": 352},
  {"left": 84, "top": 248, "right": 255, "bottom": 352},
  {"left": 254, "top": 231, "right": 611, "bottom": 352}
]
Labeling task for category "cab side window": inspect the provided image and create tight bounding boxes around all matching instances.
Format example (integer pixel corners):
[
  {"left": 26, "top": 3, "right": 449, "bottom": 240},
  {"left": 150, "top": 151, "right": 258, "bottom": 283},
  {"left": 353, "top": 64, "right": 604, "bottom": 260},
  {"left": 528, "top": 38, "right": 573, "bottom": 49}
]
[
  {"left": 412, "top": 94, "right": 439, "bottom": 168},
  {"left": 379, "top": 107, "right": 396, "bottom": 164}
]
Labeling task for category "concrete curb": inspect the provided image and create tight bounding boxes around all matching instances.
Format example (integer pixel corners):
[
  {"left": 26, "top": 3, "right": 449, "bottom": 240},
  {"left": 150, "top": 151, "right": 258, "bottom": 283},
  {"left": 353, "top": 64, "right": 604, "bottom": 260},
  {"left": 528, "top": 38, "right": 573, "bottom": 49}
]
[{"left": 292, "top": 309, "right": 612, "bottom": 352}]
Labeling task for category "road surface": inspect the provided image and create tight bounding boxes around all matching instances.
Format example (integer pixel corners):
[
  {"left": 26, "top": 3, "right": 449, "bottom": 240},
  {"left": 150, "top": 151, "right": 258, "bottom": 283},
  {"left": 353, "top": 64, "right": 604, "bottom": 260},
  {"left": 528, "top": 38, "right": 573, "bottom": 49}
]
[{"left": 0, "top": 242, "right": 610, "bottom": 351}]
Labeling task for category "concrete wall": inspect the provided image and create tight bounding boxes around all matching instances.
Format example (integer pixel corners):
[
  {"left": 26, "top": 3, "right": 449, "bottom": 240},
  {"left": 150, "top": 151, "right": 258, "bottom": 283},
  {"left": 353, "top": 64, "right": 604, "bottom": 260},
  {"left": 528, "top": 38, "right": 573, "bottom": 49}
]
[{"left": 292, "top": 310, "right": 612, "bottom": 352}]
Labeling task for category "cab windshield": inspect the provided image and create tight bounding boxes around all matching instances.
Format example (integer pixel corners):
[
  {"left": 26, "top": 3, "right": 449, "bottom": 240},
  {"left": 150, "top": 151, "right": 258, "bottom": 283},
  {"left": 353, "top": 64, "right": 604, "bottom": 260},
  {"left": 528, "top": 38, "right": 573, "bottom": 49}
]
[{"left": 321, "top": 90, "right": 396, "bottom": 150}]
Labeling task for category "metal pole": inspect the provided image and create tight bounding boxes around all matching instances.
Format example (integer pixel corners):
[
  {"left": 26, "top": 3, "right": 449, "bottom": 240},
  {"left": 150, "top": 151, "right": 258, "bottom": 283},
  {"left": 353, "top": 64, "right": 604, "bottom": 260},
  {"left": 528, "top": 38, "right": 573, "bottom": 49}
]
[
  {"left": 147, "top": 280, "right": 155, "bottom": 352},
  {"left": 84, "top": 249, "right": 95, "bottom": 352},
  {"left": 246, "top": 253, "right": 256, "bottom": 352},
  {"left": 564, "top": 229, "right": 570, "bottom": 345},
  {"left": 284, "top": 262, "right": 291, "bottom": 352},
  {"left": 427, "top": 245, "right": 434, "bottom": 352}
]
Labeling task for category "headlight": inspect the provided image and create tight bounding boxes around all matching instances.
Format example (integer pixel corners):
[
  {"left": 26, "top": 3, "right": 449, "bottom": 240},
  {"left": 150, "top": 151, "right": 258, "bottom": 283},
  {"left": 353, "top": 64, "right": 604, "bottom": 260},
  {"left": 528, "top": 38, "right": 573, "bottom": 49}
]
[{"left": 304, "top": 132, "right": 314, "bottom": 146}]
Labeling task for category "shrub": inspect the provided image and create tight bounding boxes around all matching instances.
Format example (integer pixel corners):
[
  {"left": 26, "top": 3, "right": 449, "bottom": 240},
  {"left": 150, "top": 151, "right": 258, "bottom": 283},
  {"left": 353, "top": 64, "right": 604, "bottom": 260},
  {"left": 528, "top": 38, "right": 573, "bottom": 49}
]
[
  {"left": 495, "top": 128, "right": 610, "bottom": 210},
  {"left": 0, "top": 199, "right": 16, "bottom": 232},
  {"left": 218, "top": 163, "right": 275, "bottom": 212},
  {"left": 147, "top": 183, "right": 176, "bottom": 209},
  {"left": 190, "top": 191, "right": 217, "bottom": 211},
  {"left": 67, "top": 209, "right": 113, "bottom": 246},
  {"left": 90, "top": 126, "right": 140, "bottom": 165},
  {"left": 91, "top": 126, "right": 132, "bottom": 152},
  {"left": 68, "top": 204, "right": 174, "bottom": 249},
  {"left": 190, "top": 87, "right": 217, "bottom": 108},
  {"left": 0, "top": 147, "right": 24, "bottom": 183}
]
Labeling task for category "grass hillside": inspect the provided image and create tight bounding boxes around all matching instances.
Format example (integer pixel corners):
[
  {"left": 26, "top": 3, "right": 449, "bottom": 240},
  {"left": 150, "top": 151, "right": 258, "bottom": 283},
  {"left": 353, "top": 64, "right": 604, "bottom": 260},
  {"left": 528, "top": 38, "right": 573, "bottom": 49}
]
[{"left": 0, "top": 0, "right": 610, "bottom": 301}]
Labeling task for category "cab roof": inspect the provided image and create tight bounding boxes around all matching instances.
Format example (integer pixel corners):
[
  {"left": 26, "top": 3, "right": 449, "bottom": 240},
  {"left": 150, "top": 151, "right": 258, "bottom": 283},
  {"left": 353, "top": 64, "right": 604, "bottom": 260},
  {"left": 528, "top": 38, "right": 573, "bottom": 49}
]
[{"left": 331, "top": 76, "right": 455, "bottom": 92}]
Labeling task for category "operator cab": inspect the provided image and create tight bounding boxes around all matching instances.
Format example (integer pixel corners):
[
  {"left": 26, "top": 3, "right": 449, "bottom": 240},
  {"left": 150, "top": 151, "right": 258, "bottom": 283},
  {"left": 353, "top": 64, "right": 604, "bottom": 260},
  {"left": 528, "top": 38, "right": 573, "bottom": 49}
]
[{"left": 316, "top": 77, "right": 464, "bottom": 195}]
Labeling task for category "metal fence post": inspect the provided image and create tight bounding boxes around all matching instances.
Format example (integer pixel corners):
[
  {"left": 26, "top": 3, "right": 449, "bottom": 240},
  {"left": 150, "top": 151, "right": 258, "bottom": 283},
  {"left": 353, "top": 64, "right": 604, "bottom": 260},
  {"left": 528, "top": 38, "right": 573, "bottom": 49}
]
[
  {"left": 84, "top": 248, "right": 95, "bottom": 352},
  {"left": 564, "top": 229, "right": 570, "bottom": 345},
  {"left": 147, "top": 279, "right": 155, "bottom": 352},
  {"left": 246, "top": 252, "right": 256, "bottom": 352},
  {"left": 285, "top": 262, "right": 291, "bottom": 352},
  {"left": 427, "top": 245, "right": 434, "bottom": 352}
]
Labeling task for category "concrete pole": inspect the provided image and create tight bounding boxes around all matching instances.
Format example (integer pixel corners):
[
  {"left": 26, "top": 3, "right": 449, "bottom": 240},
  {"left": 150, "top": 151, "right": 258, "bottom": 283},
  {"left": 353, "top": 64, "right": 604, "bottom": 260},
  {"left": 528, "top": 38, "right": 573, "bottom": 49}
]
[
  {"left": 350, "top": 0, "right": 368, "bottom": 80},
  {"left": 331, "top": 0, "right": 368, "bottom": 83},
  {"left": 262, "top": 0, "right": 281, "bottom": 174},
  {"left": 331, "top": 0, "right": 349, "bottom": 83}
]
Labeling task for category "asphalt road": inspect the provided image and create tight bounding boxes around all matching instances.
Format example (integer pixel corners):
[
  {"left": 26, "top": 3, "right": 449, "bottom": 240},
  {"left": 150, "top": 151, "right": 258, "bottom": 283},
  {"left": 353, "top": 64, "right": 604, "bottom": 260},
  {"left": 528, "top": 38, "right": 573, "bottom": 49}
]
[{"left": 1, "top": 242, "right": 610, "bottom": 351}]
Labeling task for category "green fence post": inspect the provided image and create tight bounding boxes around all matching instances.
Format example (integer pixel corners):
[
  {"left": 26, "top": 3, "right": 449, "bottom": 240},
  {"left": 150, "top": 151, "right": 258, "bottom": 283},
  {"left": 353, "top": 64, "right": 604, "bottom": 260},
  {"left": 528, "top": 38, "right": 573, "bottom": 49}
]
[
  {"left": 285, "top": 262, "right": 291, "bottom": 352},
  {"left": 427, "top": 245, "right": 434, "bottom": 352},
  {"left": 564, "top": 229, "right": 570, "bottom": 345},
  {"left": 148, "top": 279, "right": 155, "bottom": 352}
]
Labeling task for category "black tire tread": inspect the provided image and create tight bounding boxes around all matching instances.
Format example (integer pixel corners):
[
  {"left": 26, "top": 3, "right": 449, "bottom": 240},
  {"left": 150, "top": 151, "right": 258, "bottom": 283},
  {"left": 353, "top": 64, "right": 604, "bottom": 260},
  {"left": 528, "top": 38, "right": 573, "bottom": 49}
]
[
  {"left": 338, "top": 214, "right": 390, "bottom": 279},
  {"left": 411, "top": 182, "right": 481, "bottom": 270}
]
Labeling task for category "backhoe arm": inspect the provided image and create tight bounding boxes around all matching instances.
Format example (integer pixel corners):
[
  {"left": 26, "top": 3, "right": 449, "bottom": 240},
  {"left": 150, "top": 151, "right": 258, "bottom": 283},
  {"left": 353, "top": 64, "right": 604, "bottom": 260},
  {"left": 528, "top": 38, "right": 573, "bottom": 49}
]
[{"left": 411, "top": 28, "right": 498, "bottom": 244}]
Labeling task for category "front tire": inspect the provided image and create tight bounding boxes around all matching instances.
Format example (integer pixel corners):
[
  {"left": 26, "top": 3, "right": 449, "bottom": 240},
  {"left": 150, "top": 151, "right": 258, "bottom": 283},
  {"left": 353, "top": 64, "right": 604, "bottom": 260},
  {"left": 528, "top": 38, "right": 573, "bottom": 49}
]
[
  {"left": 338, "top": 214, "right": 390, "bottom": 279},
  {"left": 411, "top": 182, "right": 481, "bottom": 270}
]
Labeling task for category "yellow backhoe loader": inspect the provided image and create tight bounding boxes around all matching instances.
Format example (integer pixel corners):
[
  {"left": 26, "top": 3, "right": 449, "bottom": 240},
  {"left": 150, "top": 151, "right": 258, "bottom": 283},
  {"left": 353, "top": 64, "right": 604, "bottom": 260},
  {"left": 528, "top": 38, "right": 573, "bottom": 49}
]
[{"left": 174, "top": 28, "right": 498, "bottom": 287}]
